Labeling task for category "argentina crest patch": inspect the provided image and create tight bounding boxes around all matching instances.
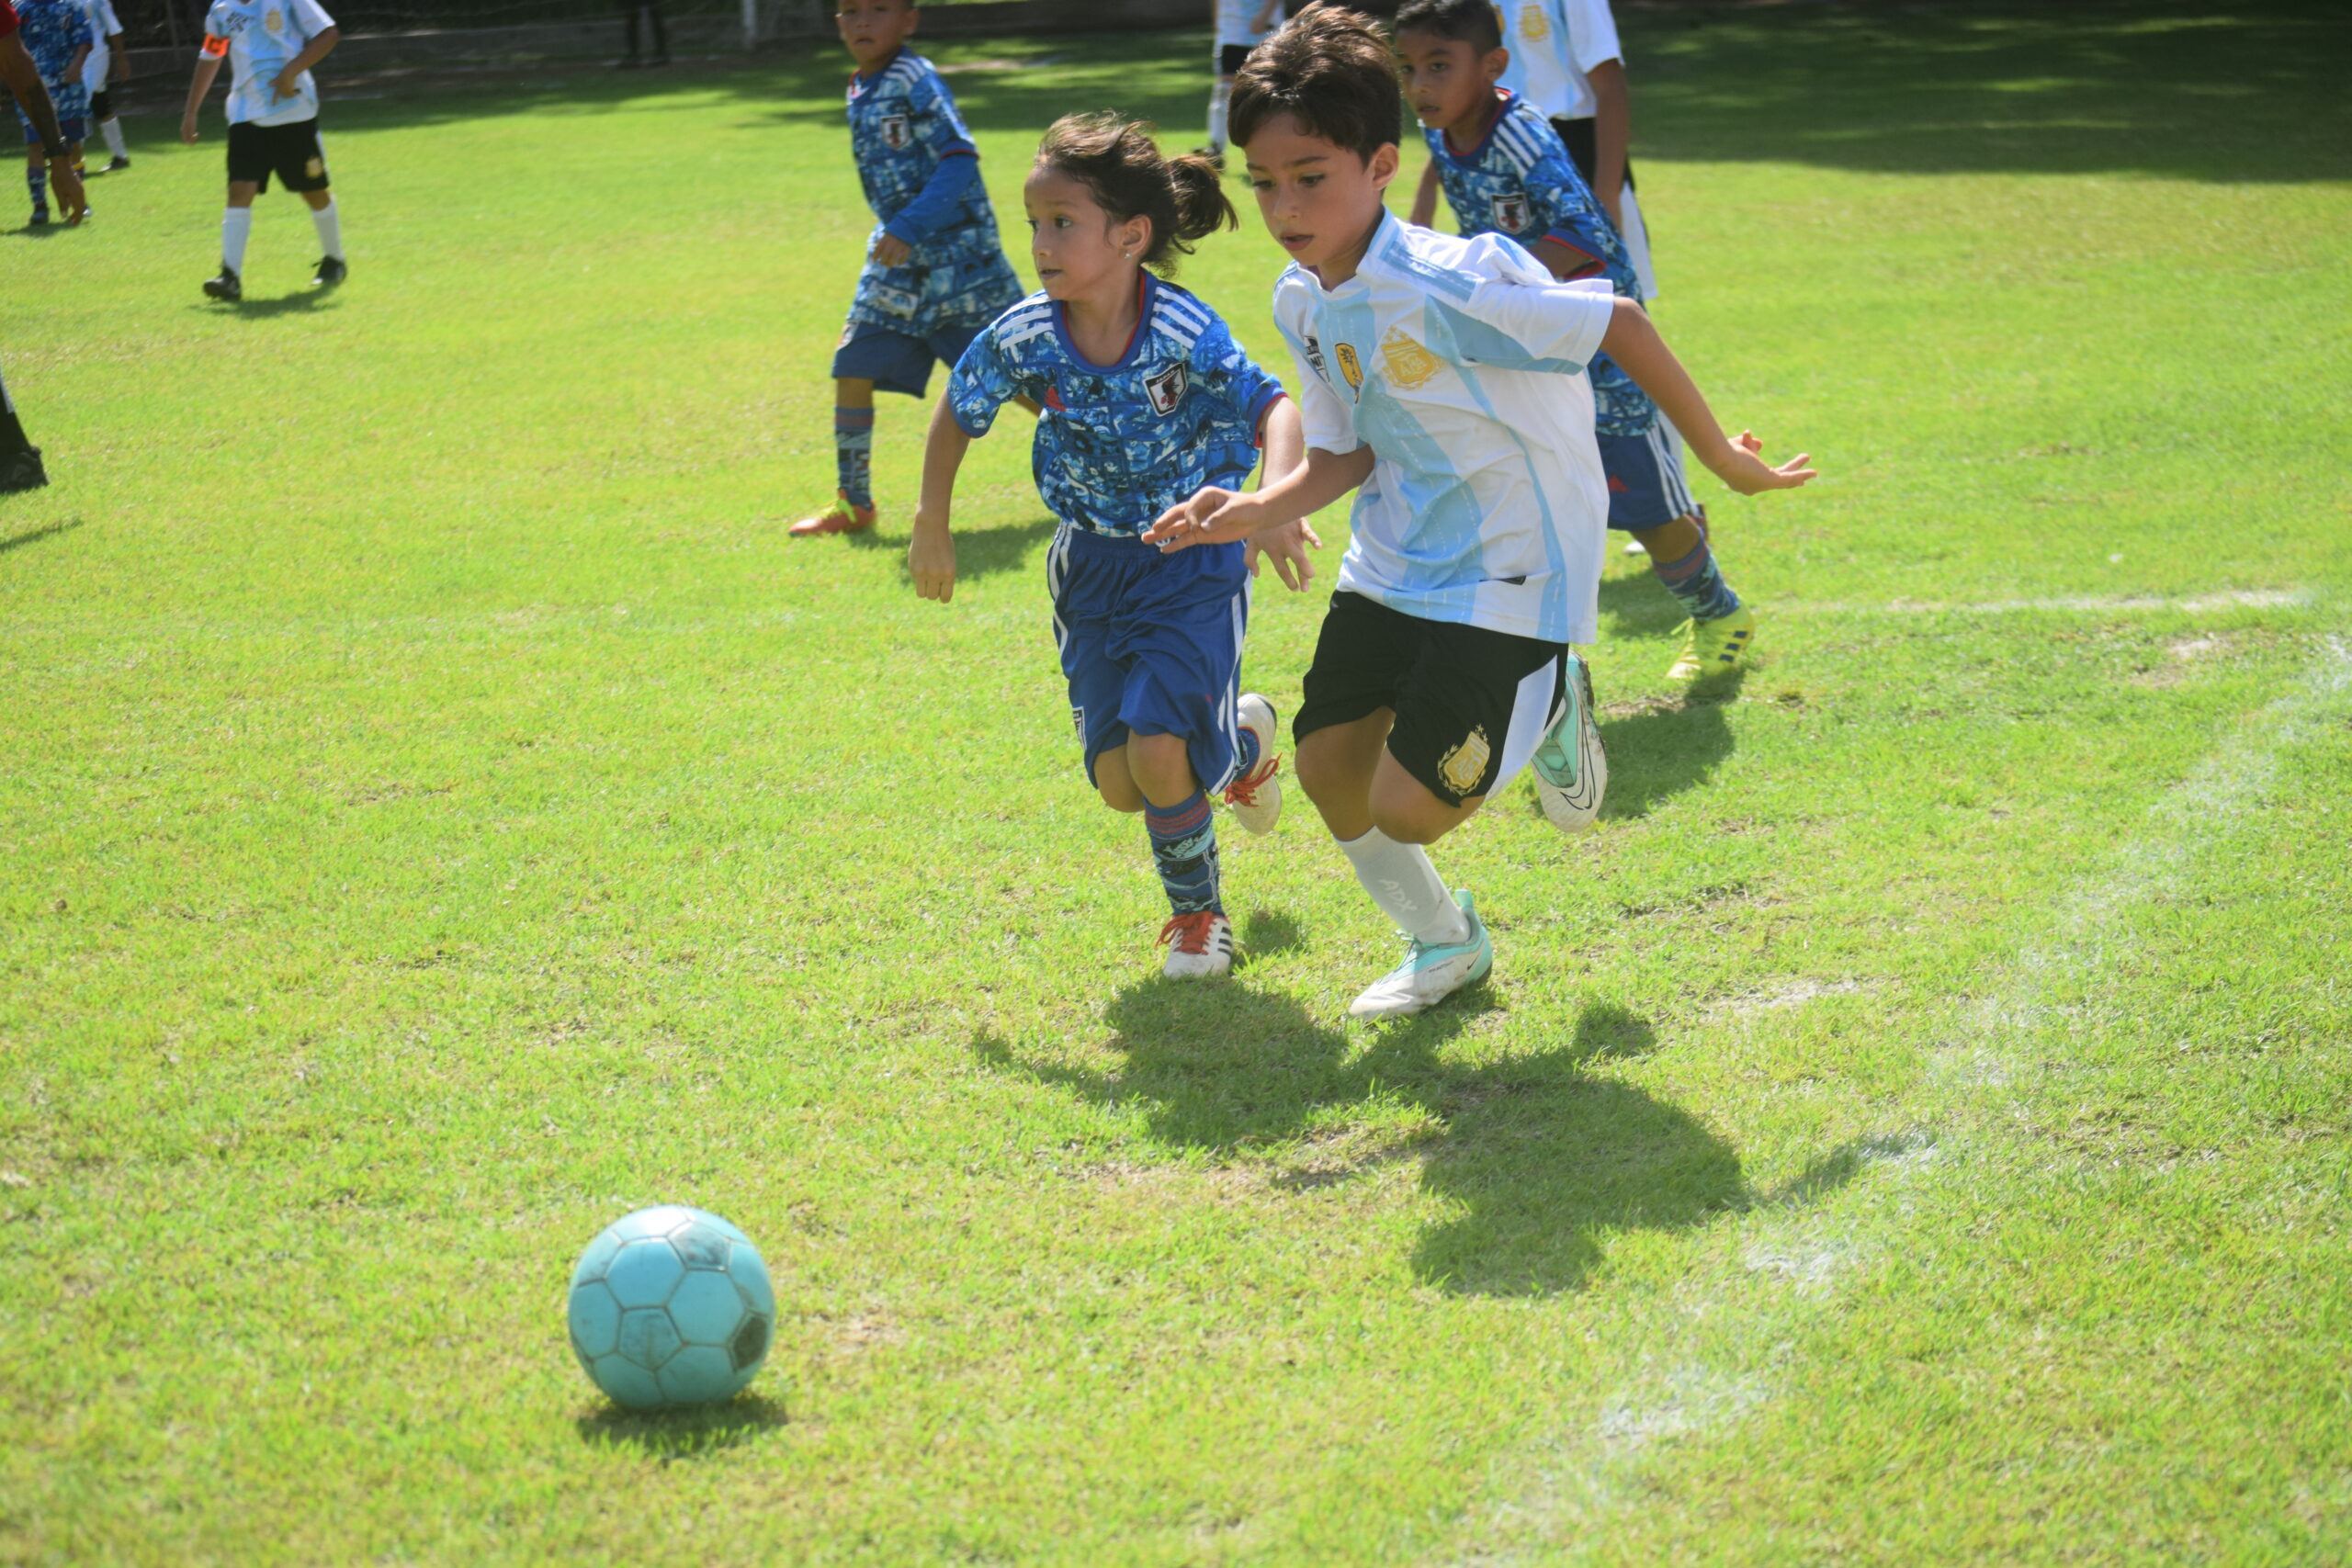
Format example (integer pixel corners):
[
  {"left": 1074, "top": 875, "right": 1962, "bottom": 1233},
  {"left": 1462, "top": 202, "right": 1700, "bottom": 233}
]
[
  {"left": 1144, "top": 363, "right": 1188, "bottom": 417},
  {"left": 1438, "top": 725, "right": 1492, "bottom": 799}
]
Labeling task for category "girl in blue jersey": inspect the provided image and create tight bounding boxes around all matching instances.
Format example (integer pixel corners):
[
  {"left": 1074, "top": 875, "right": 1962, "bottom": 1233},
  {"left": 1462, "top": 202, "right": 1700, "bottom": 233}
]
[{"left": 909, "top": 112, "right": 1319, "bottom": 981}]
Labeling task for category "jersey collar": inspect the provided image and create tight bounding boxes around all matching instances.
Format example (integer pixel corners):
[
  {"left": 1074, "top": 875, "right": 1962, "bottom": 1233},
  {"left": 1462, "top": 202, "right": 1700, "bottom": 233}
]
[
  {"left": 1441, "top": 87, "right": 1516, "bottom": 162},
  {"left": 1052, "top": 270, "right": 1157, "bottom": 373}
]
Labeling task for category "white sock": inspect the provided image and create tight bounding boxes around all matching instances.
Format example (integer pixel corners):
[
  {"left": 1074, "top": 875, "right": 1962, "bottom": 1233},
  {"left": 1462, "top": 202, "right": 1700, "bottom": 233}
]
[
  {"left": 1207, "top": 78, "right": 1231, "bottom": 150},
  {"left": 310, "top": 198, "right": 343, "bottom": 260},
  {"left": 221, "top": 207, "right": 252, "bottom": 272},
  {"left": 99, "top": 118, "right": 126, "bottom": 160},
  {"left": 1339, "top": 828, "right": 1470, "bottom": 945}
]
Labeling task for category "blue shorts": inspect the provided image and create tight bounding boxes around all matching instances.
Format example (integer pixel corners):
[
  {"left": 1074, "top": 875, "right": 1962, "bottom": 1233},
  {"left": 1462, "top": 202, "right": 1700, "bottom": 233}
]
[
  {"left": 1047, "top": 525, "right": 1250, "bottom": 795},
  {"left": 21, "top": 117, "right": 87, "bottom": 146},
  {"left": 832, "top": 320, "right": 988, "bottom": 400},
  {"left": 1598, "top": 423, "right": 1700, "bottom": 531}
]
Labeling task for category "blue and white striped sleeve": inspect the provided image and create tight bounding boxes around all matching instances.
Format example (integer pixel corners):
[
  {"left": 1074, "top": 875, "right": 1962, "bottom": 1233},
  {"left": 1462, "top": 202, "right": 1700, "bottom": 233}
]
[{"left": 1422, "top": 236, "right": 1617, "bottom": 372}]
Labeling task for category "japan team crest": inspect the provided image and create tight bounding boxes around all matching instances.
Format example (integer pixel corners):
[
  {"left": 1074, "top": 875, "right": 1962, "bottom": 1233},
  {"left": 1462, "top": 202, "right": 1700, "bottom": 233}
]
[
  {"left": 876, "top": 115, "right": 912, "bottom": 151},
  {"left": 1144, "top": 364, "right": 1189, "bottom": 417},
  {"left": 1490, "top": 193, "right": 1531, "bottom": 233}
]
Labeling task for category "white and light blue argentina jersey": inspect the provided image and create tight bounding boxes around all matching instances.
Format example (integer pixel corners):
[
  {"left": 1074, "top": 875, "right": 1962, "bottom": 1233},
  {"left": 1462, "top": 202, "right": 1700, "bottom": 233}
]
[
  {"left": 1272, "top": 215, "right": 1619, "bottom": 644},
  {"left": 949, "top": 275, "right": 1288, "bottom": 538},
  {"left": 198, "top": 0, "right": 334, "bottom": 128},
  {"left": 1425, "top": 90, "right": 1652, "bottom": 437}
]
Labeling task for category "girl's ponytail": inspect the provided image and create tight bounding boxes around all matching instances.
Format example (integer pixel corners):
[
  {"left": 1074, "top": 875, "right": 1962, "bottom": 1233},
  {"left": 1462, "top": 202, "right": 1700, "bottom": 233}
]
[{"left": 1035, "top": 112, "right": 1238, "bottom": 276}]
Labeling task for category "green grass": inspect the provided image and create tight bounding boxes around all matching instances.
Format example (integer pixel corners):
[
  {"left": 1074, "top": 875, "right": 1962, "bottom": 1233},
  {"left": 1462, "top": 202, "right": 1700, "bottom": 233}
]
[{"left": 5, "top": 2, "right": 2350, "bottom": 1562}]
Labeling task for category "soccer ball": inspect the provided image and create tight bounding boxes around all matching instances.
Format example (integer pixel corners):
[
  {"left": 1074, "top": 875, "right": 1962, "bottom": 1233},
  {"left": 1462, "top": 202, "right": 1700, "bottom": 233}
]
[{"left": 566, "top": 1204, "right": 776, "bottom": 1410}]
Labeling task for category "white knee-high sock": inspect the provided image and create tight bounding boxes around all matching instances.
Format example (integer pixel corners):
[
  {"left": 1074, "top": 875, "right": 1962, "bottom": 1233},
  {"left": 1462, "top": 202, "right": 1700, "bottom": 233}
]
[
  {"left": 221, "top": 208, "right": 253, "bottom": 271},
  {"left": 1339, "top": 828, "right": 1469, "bottom": 944},
  {"left": 310, "top": 198, "right": 343, "bottom": 260},
  {"left": 99, "top": 118, "right": 127, "bottom": 161},
  {"left": 1207, "top": 78, "right": 1232, "bottom": 149}
]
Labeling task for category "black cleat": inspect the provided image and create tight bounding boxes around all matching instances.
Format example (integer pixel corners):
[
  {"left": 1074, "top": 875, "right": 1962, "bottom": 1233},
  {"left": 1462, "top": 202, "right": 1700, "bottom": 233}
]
[
  {"left": 203, "top": 265, "right": 242, "bottom": 301},
  {"left": 0, "top": 446, "right": 48, "bottom": 492},
  {"left": 28, "top": 207, "right": 48, "bottom": 228},
  {"left": 312, "top": 254, "right": 347, "bottom": 288},
  {"left": 105, "top": 155, "right": 130, "bottom": 172}
]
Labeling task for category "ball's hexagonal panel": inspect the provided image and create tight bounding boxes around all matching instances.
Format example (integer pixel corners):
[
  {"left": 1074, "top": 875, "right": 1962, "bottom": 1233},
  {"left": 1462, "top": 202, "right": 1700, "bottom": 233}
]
[
  {"left": 569, "top": 1228, "right": 623, "bottom": 1290},
  {"left": 670, "top": 1220, "right": 731, "bottom": 1272},
  {"left": 616, "top": 1306, "right": 681, "bottom": 1370},
  {"left": 729, "top": 1242, "right": 777, "bottom": 1318},
  {"left": 567, "top": 1280, "right": 623, "bottom": 1359},
  {"left": 668, "top": 1269, "right": 746, "bottom": 1346},
  {"left": 655, "top": 1344, "right": 742, "bottom": 1407},
  {"left": 590, "top": 1350, "right": 664, "bottom": 1410},
  {"left": 605, "top": 1237, "right": 684, "bottom": 1308},
  {"left": 728, "top": 1308, "right": 772, "bottom": 1375}
]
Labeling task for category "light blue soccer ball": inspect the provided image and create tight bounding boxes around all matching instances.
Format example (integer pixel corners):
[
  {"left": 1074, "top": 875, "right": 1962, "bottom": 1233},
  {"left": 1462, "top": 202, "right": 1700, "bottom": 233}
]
[{"left": 567, "top": 1205, "right": 776, "bottom": 1410}]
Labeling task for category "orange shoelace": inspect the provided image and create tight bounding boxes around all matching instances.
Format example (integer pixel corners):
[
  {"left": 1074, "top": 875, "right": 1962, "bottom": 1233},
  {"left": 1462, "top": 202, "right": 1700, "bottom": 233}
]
[
  {"left": 1222, "top": 754, "right": 1283, "bottom": 809},
  {"left": 1158, "top": 910, "right": 1224, "bottom": 954}
]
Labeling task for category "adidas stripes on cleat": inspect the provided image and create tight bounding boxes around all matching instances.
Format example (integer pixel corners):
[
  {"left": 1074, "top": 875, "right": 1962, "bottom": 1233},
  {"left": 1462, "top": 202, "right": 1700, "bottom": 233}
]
[
  {"left": 1159, "top": 910, "right": 1234, "bottom": 979},
  {"left": 1668, "top": 606, "right": 1756, "bottom": 681},
  {"left": 202, "top": 265, "right": 242, "bottom": 302}
]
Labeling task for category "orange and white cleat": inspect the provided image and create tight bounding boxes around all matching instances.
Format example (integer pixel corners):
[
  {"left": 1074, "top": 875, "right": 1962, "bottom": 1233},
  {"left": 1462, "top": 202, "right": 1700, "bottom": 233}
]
[
  {"left": 788, "top": 491, "right": 876, "bottom": 537},
  {"left": 1222, "top": 692, "right": 1283, "bottom": 834},
  {"left": 1159, "top": 909, "right": 1235, "bottom": 979}
]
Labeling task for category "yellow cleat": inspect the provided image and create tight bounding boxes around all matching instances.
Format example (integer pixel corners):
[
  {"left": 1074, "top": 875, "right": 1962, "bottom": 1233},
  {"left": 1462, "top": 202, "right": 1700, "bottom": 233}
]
[{"left": 1668, "top": 605, "right": 1757, "bottom": 681}]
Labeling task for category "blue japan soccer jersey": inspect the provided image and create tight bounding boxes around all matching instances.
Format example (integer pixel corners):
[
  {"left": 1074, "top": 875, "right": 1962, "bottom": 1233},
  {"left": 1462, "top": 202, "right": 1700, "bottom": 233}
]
[
  {"left": 844, "top": 50, "right": 1022, "bottom": 337},
  {"left": 948, "top": 276, "right": 1286, "bottom": 538},
  {"left": 1426, "top": 91, "right": 1654, "bottom": 437},
  {"left": 12, "top": 0, "right": 92, "bottom": 125}
]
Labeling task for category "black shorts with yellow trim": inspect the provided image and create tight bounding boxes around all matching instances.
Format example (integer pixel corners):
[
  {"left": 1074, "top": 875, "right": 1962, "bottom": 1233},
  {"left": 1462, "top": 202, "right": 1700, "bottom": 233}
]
[
  {"left": 226, "top": 117, "right": 330, "bottom": 194},
  {"left": 1294, "top": 589, "right": 1571, "bottom": 807}
]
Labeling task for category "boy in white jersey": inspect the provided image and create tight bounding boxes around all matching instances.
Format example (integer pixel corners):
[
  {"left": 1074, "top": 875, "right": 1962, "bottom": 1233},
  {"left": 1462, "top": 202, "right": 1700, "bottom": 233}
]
[
  {"left": 1148, "top": 9, "right": 1813, "bottom": 1018},
  {"left": 1202, "top": 0, "right": 1280, "bottom": 167},
  {"left": 178, "top": 0, "right": 347, "bottom": 302},
  {"left": 77, "top": 0, "right": 120, "bottom": 172}
]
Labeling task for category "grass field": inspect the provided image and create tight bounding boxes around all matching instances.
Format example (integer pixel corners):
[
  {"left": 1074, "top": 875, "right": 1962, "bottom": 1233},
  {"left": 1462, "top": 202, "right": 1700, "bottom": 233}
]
[{"left": 4, "top": 2, "right": 2349, "bottom": 1562}]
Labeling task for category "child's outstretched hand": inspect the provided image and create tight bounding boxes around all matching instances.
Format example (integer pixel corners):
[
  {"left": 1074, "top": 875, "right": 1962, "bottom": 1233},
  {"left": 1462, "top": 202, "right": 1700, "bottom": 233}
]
[
  {"left": 1247, "top": 517, "right": 1323, "bottom": 591},
  {"left": 1144, "top": 485, "right": 1257, "bottom": 553},
  {"left": 871, "top": 232, "right": 912, "bottom": 268},
  {"left": 1703, "top": 431, "right": 1816, "bottom": 495},
  {"left": 908, "top": 515, "right": 956, "bottom": 604}
]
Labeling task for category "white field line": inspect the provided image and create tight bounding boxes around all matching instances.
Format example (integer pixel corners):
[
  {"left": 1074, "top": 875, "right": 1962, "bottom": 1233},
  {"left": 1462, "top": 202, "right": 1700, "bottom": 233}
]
[
  {"left": 1769, "top": 588, "right": 2310, "bottom": 616},
  {"left": 1431, "top": 635, "right": 2352, "bottom": 1565}
]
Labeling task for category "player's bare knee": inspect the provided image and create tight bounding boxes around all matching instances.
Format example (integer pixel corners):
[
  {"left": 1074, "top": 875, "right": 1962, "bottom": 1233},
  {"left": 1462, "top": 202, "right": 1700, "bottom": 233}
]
[{"left": 1126, "top": 732, "right": 1197, "bottom": 807}]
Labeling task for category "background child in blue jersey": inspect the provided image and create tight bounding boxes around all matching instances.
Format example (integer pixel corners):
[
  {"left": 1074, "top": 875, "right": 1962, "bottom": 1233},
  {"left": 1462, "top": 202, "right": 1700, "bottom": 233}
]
[
  {"left": 910, "top": 112, "right": 1319, "bottom": 980},
  {"left": 1396, "top": 0, "right": 1755, "bottom": 681},
  {"left": 793, "top": 0, "right": 1026, "bottom": 538},
  {"left": 11, "top": 0, "right": 87, "bottom": 226},
  {"left": 1148, "top": 10, "right": 1814, "bottom": 1018},
  {"left": 178, "top": 0, "right": 346, "bottom": 302}
]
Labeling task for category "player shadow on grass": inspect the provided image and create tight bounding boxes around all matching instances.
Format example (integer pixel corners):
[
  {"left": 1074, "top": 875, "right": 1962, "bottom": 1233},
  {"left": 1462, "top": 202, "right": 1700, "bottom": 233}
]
[
  {"left": 0, "top": 517, "right": 82, "bottom": 552},
  {"left": 574, "top": 1391, "right": 787, "bottom": 1459},
  {"left": 188, "top": 292, "right": 342, "bottom": 321},
  {"left": 974, "top": 981, "right": 1843, "bottom": 1295},
  {"left": 865, "top": 514, "right": 1057, "bottom": 585},
  {"left": 1555, "top": 666, "right": 1746, "bottom": 826}
]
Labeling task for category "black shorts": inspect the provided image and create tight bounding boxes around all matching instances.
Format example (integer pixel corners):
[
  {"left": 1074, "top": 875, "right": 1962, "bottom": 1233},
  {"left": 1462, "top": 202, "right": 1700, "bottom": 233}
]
[
  {"left": 226, "top": 118, "right": 330, "bottom": 194},
  {"left": 89, "top": 89, "right": 112, "bottom": 121},
  {"left": 1550, "top": 116, "right": 1636, "bottom": 195},
  {"left": 1295, "top": 591, "right": 1572, "bottom": 807},
  {"left": 1218, "top": 42, "right": 1253, "bottom": 74}
]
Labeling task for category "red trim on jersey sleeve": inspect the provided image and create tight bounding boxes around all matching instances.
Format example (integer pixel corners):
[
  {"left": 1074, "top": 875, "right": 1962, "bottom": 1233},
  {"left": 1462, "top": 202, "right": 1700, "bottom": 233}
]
[
  {"left": 1250, "top": 390, "right": 1289, "bottom": 450},
  {"left": 201, "top": 33, "right": 230, "bottom": 57},
  {"left": 0, "top": 3, "right": 19, "bottom": 40}
]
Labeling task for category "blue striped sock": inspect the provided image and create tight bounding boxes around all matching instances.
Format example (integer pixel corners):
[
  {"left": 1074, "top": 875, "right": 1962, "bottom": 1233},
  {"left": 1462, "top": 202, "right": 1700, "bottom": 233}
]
[
  {"left": 834, "top": 406, "right": 875, "bottom": 509},
  {"left": 1650, "top": 535, "right": 1742, "bottom": 622},
  {"left": 1145, "top": 791, "right": 1221, "bottom": 915}
]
